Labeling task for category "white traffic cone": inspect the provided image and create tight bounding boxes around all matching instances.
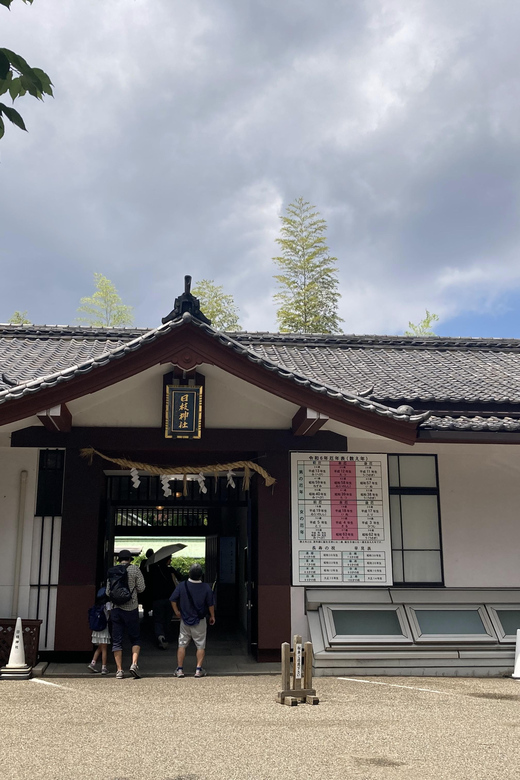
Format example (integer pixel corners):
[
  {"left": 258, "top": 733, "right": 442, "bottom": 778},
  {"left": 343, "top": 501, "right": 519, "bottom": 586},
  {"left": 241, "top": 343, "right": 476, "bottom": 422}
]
[
  {"left": 0, "top": 617, "right": 32, "bottom": 680},
  {"left": 512, "top": 629, "right": 520, "bottom": 680}
]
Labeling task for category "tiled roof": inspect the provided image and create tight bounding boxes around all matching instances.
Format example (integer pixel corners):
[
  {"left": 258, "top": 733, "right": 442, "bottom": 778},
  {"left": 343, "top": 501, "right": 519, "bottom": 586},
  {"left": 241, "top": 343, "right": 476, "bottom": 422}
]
[
  {"left": 237, "top": 334, "right": 520, "bottom": 405},
  {"left": 0, "top": 318, "right": 428, "bottom": 425},
  {"left": 423, "top": 415, "right": 520, "bottom": 432},
  {"left": 2, "top": 323, "right": 520, "bottom": 432}
]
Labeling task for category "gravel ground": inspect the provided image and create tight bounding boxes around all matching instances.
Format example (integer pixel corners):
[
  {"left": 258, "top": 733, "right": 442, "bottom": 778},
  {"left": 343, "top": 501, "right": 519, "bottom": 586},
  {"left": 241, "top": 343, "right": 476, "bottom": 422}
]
[{"left": 1, "top": 674, "right": 520, "bottom": 780}]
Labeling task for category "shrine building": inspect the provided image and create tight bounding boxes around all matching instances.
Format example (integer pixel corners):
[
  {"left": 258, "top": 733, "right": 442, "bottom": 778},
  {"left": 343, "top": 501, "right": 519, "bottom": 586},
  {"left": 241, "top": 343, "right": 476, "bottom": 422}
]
[{"left": 1, "top": 279, "right": 520, "bottom": 676}]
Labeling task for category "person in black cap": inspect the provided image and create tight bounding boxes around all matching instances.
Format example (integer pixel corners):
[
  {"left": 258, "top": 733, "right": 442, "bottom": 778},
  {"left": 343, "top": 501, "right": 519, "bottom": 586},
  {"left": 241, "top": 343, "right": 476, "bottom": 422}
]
[{"left": 106, "top": 550, "right": 145, "bottom": 679}]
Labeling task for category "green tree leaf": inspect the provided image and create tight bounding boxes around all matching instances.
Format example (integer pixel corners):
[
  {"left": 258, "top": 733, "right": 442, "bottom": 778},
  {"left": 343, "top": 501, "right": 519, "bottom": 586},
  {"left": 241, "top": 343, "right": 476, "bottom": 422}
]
[
  {"left": 0, "top": 102, "right": 26, "bottom": 130},
  {"left": 191, "top": 279, "right": 241, "bottom": 331},
  {"left": 0, "top": 1, "right": 34, "bottom": 7},
  {"left": 32, "top": 67, "right": 53, "bottom": 96},
  {"left": 1, "top": 2, "right": 52, "bottom": 140},
  {"left": 272, "top": 197, "right": 343, "bottom": 334},
  {"left": 8, "top": 75, "right": 22, "bottom": 100},
  {"left": 76, "top": 273, "right": 134, "bottom": 328},
  {"left": 404, "top": 310, "right": 440, "bottom": 337},
  {"left": 0, "top": 50, "right": 9, "bottom": 80},
  {"left": 8, "top": 310, "right": 31, "bottom": 324}
]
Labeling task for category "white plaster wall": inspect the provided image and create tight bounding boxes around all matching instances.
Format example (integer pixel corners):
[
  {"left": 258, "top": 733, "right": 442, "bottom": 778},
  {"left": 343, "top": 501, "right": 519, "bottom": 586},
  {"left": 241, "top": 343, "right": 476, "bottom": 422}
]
[
  {"left": 342, "top": 435, "right": 520, "bottom": 589},
  {"left": 0, "top": 447, "right": 38, "bottom": 617},
  {"left": 436, "top": 445, "right": 520, "bottom": 587},
  {"left": 68, "top": 366, "right": 165, "bottom": 427},
  {"left": 67, "top": 363, "right": 297, "bottom": 429},
  {"left": 203, "top": 365, "right": 298, "bottom": 428},
  {"left": 291, "top": 587, "right": 310, "bottom": 643}
]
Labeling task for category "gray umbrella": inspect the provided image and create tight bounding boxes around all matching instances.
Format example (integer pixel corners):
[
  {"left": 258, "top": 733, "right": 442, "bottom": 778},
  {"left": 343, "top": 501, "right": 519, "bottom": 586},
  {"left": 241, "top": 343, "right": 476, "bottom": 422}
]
[{"left": 143, "top": 543, "right": 187, "bottom": 568}]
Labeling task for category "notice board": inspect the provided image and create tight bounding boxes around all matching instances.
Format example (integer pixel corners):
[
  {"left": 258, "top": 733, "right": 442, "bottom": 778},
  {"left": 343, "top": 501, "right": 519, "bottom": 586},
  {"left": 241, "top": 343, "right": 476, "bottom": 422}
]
[{"left": 291, "top": 452, "right": 392, "bottom": 586}]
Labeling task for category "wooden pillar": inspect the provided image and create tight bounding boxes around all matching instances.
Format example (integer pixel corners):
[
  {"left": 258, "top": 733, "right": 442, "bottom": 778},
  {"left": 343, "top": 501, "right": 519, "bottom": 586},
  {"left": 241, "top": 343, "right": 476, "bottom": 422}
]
[
  {"left": 54, "top": 449, "right": 104, "bottom": 651},
  {"left": 256, "top": 451, "right": 291, "bottom": 660}
]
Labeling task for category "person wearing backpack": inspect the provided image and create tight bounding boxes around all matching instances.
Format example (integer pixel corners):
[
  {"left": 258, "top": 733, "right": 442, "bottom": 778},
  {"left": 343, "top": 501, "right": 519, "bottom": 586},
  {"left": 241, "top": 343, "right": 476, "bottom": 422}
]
[
  {"left": 87, "top": 587, "right": 111, "bottom": 675},
  {"left": 106, "top": 549, "right": 145, "bottom": 679},
  {"left": 170, "top": 563, "right": 215, "bottom": 678}
]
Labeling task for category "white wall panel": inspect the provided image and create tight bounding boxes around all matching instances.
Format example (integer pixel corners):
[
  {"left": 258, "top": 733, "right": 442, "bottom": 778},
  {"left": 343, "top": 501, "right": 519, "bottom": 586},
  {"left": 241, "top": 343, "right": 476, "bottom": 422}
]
[
  {"left": 68, "top": 363, "right": 297, "bottom": 429},
  {"left": 0, "top": 448, "right": 38, "bottom": 616}
]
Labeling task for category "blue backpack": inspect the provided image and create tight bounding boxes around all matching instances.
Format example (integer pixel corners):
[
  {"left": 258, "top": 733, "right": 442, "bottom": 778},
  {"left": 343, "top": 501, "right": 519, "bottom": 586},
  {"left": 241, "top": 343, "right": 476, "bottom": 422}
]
[{"left": 88, "top": 603, "right": 107, "bottom": 632}]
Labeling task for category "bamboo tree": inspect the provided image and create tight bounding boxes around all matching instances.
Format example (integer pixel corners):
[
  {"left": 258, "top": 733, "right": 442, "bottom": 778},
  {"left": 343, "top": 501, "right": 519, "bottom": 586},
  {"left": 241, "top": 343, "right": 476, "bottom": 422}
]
[
  {"left": 77, "top": 273, "right": 134, "bottom": 327},
  {"left": 404, "top": 310, "right": 439, "bottom": 336},
  {"left": 273, "top": 198, "right": 342, "bottom": 333},
  {"left": 8, "top": 310, "right": 30, "bottom": 324},
  {"left": 191, "top": 279, "right": 241, "bottom": 331}
]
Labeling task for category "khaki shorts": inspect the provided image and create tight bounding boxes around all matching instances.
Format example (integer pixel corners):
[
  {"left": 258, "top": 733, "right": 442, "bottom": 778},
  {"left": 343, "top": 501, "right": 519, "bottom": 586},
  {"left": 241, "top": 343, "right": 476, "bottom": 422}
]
[{"left": 178, "top": 618, "right": 207, "bottom": 649}]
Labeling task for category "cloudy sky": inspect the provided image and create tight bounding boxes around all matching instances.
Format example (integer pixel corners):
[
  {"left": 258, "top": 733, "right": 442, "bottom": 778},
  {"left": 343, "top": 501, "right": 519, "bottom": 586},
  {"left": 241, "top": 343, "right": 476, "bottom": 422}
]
[{"left": 2, "top": 0, "right": 520, "bottom": 336}]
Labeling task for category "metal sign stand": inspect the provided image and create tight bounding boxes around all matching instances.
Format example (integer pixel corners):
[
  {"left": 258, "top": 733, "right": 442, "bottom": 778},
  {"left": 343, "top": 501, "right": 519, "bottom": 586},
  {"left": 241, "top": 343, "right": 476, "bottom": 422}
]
[{"left": 277, "top": 634, "right": 319, "bottom": 706}]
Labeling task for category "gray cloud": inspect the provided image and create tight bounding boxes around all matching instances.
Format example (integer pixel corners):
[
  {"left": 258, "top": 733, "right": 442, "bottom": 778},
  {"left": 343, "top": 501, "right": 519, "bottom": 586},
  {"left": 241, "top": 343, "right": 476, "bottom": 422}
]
[{"left": 1, "top": 0, "right": 520, "bottom": 334}]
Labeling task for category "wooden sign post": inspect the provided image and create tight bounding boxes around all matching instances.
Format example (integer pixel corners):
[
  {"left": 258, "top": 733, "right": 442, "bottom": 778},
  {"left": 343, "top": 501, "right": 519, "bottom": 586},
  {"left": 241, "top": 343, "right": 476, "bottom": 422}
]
[{"left": 277, "top": 634, "right": 319, "bottom": 706}]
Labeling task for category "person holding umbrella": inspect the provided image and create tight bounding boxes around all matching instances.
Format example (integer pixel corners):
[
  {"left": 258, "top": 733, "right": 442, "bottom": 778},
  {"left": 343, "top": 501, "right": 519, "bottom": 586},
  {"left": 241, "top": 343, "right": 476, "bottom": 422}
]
[{"left": 144, "top": 543, "right": 186, "bottom": 650}]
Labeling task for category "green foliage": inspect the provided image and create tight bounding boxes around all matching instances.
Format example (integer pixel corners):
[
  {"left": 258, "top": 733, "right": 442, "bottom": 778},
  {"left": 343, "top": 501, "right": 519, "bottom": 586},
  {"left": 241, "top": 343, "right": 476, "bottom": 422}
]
[
  {"left": 191, "top": 279, "right": 241, "bottom": 331},
  {"left": 8, "top": 310, "right": 30, "bottom": 324},
  {"left": 132, "top": 554, "right": 204, "bottom": 578},
  {"left": 77, "top": 273, "right": 134, "bottom": 328},
  {"left": 273, "top": 198, "right": 343, "bottom": 334},
  {"left": 1, "top": 0, "right": 34, "bottom": 7},
  {"left": 0, "top": 1, "right": 53, "bottom": 139},
  {"left": 404, "top": 309, "right": 440, "bottom": 337},
  {"left": 170, "top": 556, "right": 205, "bottom": 578}
]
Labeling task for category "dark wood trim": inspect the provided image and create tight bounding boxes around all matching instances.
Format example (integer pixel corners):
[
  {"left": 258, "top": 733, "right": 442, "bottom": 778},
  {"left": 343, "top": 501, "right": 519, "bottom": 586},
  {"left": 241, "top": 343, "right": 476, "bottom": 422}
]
[
  {"left": 37, "top": 404, "right": 72, "bottom": 433},
  {"left": 292, "top": 406, "right": 328, "bottom": 436},
  {"left": 0, "top": 322, "right": 419, "bottom": 443},
  {"left": 11, "top": 426, "right": 346, "bottom": 452},
  {"left": 418, "top": 430, "right": 520, "bottom": 443}
]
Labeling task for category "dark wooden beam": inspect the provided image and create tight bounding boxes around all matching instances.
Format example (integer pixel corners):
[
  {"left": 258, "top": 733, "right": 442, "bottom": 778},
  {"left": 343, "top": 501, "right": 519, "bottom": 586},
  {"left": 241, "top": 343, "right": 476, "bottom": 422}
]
[
  {"left": 11, "top": 426, "right": 346, "bottom": 453},
  {"left": 36, "top": 404, "right": 72, "bottom": 433},
  {"left": 292, "top": 407, "right": 328, "bottom": 436}
]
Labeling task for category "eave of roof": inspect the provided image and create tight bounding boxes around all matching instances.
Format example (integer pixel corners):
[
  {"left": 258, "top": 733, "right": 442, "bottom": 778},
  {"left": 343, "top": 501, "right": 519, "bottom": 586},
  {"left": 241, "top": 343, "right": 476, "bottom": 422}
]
[{"left": 0, "top": 314, "right": 427, "bottom": 440}]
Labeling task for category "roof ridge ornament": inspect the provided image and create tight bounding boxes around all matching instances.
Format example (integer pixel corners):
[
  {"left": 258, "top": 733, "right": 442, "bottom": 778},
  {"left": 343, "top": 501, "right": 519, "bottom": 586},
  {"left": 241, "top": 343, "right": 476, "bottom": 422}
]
[{"left": 162, "top": 275, "right": 212, "bottom": 326}]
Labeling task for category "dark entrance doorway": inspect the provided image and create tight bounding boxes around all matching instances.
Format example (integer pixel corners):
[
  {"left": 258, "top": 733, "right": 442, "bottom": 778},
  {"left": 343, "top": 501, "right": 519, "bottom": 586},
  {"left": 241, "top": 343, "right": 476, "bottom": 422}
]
[{"left": 102, "top": 473, "right": 258, "bottom": 660}]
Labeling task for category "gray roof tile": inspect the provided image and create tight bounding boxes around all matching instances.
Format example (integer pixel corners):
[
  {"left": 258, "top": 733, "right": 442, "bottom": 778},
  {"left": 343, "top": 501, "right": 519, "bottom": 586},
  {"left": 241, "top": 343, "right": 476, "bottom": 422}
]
[
  {"left": 0, "top": 318, "right": 428, "bottom": 425},
  {"left": 3, "top": 325, "right": 520, "bottom": 432},
  {"left": 424, "top": 415, "right": 520, "bottom": 432}
]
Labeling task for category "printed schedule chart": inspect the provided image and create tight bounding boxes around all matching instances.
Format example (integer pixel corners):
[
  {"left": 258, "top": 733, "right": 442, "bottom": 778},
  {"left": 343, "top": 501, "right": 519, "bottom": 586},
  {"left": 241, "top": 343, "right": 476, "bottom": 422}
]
[{"left": 291, "top": 453, "right": 393, "bottom": 586}]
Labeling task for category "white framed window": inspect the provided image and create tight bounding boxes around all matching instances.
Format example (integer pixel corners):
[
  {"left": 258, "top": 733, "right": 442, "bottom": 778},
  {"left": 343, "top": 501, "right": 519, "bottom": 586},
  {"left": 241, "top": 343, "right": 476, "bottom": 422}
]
[
  {"left": 405, "top": 604, "right": 496, "bottom": 643},
  {"left": 486, "top": 606, "right": 520, "bottom": 642},
  {"left": 321, "top": 604, "right": 413, "bottom": 644},
  {"left": 389, "top": 455, "right": 443, "bottom": 585}
]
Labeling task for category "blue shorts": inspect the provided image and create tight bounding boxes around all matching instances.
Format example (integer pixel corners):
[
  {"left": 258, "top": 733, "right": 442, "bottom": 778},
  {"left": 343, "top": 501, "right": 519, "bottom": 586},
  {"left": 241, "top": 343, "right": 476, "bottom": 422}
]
[{"left": 111, "top": 607, "right": 140, "bottom": 651}]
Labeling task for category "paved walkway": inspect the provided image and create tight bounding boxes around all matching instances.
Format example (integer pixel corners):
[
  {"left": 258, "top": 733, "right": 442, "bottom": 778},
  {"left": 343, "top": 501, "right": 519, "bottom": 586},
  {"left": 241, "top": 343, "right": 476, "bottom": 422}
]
[{"left": 2, "top": 674, "right": 520, "bottom": 779}]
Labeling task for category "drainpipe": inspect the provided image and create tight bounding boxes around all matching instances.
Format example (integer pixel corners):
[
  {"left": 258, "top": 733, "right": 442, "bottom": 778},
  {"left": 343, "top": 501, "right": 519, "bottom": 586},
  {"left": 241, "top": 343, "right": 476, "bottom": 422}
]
[{"left": 11, "top": 470, "right": 28, "bottom": 618}]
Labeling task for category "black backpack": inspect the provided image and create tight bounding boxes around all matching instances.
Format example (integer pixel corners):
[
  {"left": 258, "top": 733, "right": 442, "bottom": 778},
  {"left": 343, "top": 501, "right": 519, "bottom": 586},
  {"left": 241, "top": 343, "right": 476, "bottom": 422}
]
[
  {"left": 88, "top": 603, "right": 107, "bottom": 632},
  {"left": 107, "top": 563, "right": 134, "bottom": 605}
]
